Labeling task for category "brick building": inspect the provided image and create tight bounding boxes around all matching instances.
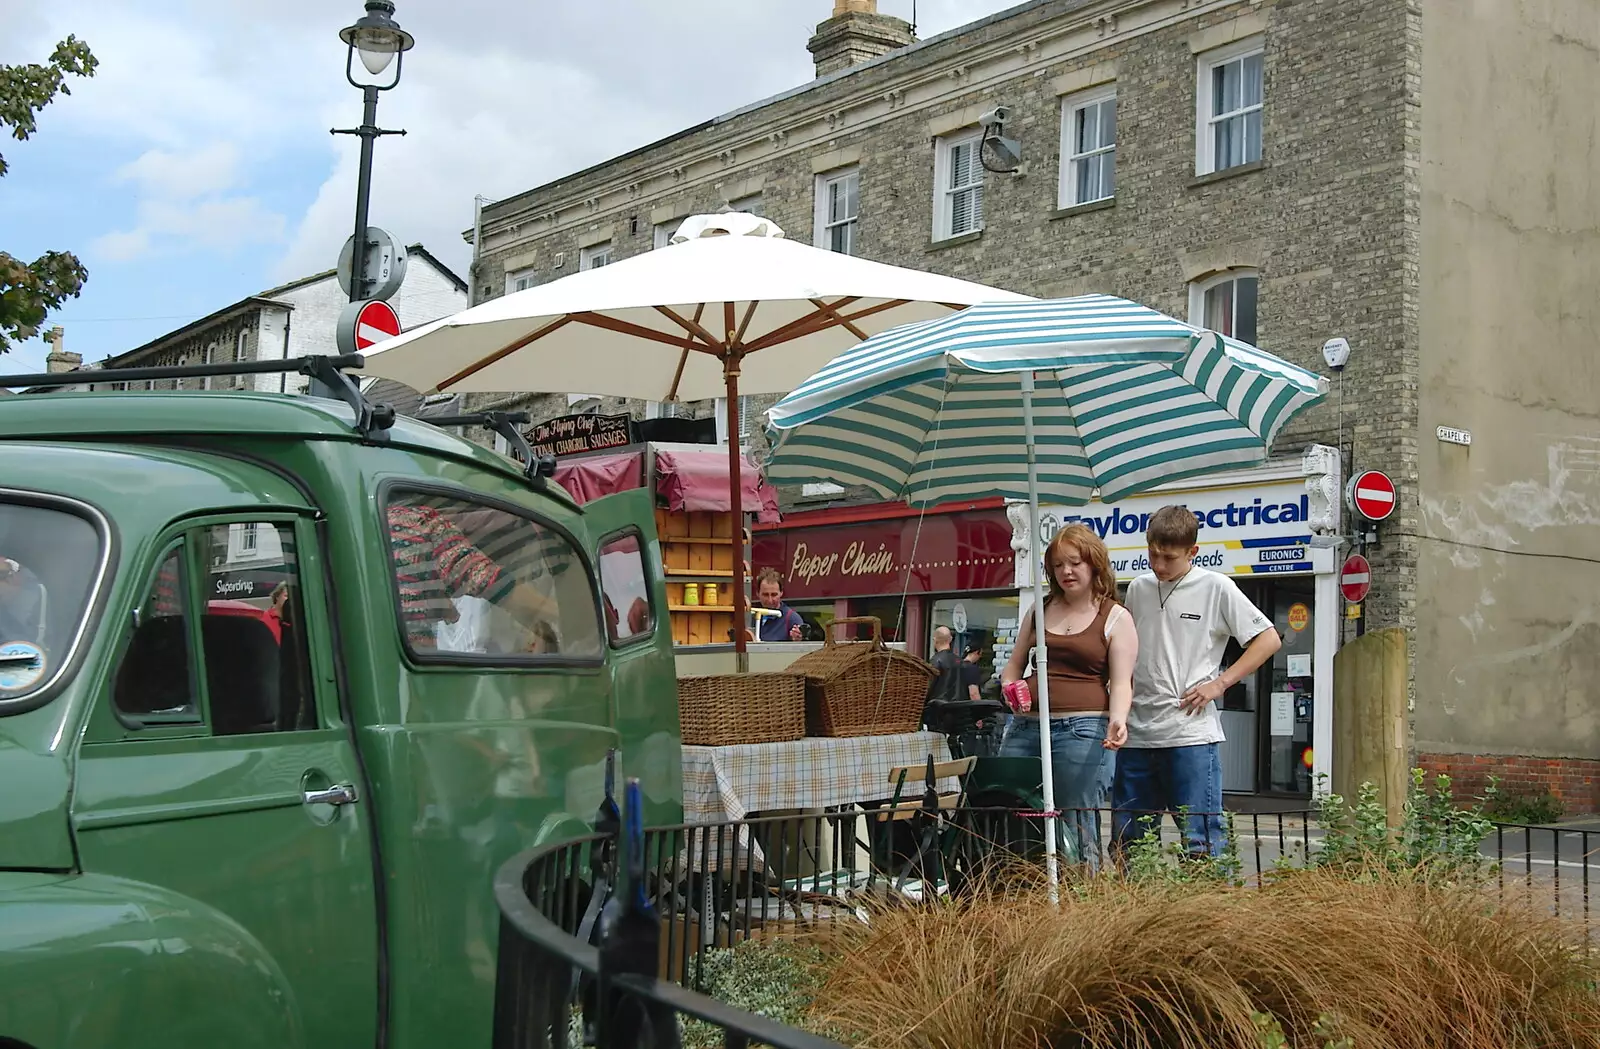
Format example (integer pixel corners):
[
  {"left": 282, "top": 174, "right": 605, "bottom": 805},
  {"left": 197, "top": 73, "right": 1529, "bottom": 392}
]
[
  {"left": 38, "top": 244, "right": 465, "bottom": 396},
  {"left": 460, "top": 1, "right": 1600, "bottom": 807}
]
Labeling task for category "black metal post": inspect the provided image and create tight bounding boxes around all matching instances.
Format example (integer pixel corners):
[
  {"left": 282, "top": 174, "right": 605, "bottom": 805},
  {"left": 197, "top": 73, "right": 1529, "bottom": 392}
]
[
  {"left": 311, "top": 83, "right": 383, "bottom": 401},
  {"left": 349, "top": 84, "right": 380, "bottom": 306}
]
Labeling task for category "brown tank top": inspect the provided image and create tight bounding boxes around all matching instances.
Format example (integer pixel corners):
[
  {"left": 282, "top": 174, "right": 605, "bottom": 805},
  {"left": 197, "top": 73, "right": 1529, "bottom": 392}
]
[{"left": 1022, "top": 598, "right": 1114, "bottom": 715}]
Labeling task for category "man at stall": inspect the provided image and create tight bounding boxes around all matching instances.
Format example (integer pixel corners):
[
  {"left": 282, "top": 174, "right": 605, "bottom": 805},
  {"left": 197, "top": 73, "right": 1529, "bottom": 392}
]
[{"left": 753, "top": 567, "right": 805, "bottom": 641}]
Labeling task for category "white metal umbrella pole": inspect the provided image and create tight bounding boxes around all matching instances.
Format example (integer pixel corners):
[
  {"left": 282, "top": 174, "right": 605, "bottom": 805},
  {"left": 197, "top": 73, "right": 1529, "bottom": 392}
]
[{"left": 1020, "top": 370, "right": 1061, "bottom": 899}]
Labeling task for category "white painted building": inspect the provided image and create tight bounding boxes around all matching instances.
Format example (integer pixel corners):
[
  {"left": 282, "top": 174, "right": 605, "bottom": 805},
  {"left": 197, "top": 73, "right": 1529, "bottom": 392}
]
[{"left": 39, "top": 244, "right": 466, "bottom": 396}]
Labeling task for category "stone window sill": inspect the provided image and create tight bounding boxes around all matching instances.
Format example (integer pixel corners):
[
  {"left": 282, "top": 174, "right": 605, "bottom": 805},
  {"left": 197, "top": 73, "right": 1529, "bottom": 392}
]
[
  {"left": 1050, "top": 198, "right": 1116, "bottom": 220},
  {"left": 926, "top": 230, "right": 984, "bottom": 252},
  {"left": 1188, "top": 159, "right": 1268, "bottom": 189}
]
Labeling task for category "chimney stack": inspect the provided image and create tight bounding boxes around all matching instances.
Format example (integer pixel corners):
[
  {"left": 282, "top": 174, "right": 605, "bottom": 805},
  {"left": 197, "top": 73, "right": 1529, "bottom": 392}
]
[
  {"left": 44, "top": 326, "right": 82, "bottom": 374},
  {"left": 807, "top": 0, "right": 916, "bottom": 79}
]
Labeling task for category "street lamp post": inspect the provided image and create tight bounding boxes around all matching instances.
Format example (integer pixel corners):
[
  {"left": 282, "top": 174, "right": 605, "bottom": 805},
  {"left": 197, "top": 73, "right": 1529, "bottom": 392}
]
[{"left": 319, "top": 1, "right": 413, "bottom": 397}]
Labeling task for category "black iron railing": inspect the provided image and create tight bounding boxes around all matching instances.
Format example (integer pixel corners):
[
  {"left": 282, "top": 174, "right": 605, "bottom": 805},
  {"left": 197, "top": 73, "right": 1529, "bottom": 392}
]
[
  {"left": 492, "top": 790, "right": 847, "bottom": 1049},
  {"left": 1491, "top": 820, "right": 1598, "bottom": 935},
  {"left": 493, "top": 766, "right": 1599, "bottom": 1048}
]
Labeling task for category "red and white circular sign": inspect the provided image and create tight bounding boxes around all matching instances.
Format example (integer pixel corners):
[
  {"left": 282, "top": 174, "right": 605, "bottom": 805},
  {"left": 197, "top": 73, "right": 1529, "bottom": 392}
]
[
  {"left": 1341, "top": 553, "right": 1372, "bottom": 603},
  {"left": 353, "top": 300, "right": 401, "bottom": 350},
  {"left": 1350, "top": 470, "right": 1397, "bottom": 522}
]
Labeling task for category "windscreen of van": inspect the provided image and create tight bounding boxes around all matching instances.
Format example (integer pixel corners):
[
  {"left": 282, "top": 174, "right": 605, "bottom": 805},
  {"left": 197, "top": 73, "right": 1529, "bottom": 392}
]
[{"left": 0, "top": 498, "right": 106, "bottom": 708}]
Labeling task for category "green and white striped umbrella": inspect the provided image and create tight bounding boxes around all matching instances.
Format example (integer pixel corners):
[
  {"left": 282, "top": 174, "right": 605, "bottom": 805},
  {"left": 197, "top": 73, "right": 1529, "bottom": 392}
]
[
  {"left": 765, "top": 294, "right": 1328, "bottom": 506},
  {"left": 767, "top": 294, "right": 1328, "bottom": 892}
]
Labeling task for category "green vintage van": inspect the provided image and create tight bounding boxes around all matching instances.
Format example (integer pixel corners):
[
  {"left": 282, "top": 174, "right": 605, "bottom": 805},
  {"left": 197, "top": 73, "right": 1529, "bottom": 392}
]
[{"left": 0, "top": 381, "right": 683, "bottom": 1049}]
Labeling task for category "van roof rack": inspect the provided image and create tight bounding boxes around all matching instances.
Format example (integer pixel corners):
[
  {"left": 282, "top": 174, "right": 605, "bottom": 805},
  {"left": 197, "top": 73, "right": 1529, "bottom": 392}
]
[
  {"left": 0, "top": 353, "right": 397, "bottom": 441},
  {"left": 426, "top": 410, "right": 557, "bottom": 488}
]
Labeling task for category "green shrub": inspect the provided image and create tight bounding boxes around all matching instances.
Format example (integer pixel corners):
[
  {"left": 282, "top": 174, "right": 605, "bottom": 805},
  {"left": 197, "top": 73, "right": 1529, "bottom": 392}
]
[
  {"left": 1483, "top": 777, "right": 1564, "bottom": 826},
  {"left": 1253, "top": 1011, "right": 1355, "bottom": 1049},
  {"left": 1310, "top": 769, "right": 1496, "bottom": 885},
  {"left": 681, "top": 937, "right": 839, "bottom": 1048},
  {"left": 1122, "top": 807, "right": 1244, "bottom": 887}
]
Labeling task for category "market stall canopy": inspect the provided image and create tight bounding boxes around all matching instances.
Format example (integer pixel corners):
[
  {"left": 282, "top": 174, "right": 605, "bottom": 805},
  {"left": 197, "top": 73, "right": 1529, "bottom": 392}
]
[
  {"left": 655, "top": 448, "right": 778, "bottom": 522},
  {"left": 548, "top": 447, "right": 778, "bottom": 522},
  {"left": 358, "top": 213, "right": 1033, "bottom": 402},
  {"left": 551, "top": 451, "right": 643, "bottom": 506}
]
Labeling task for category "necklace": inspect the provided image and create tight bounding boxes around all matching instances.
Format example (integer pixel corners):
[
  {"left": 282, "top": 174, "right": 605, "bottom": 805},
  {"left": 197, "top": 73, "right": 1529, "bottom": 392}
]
[
  {"left": 1157, "top": 573, "right": 1190, "bottom": 610},
  {"left": 1049, "top": 599, "right": 1099, "bottom": 634}
]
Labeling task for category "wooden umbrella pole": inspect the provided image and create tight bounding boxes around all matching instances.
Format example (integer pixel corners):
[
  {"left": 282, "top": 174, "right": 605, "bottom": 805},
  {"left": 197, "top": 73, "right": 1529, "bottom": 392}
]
[{"left": 725, "top": 354, "right": 749, "bottom": 669}]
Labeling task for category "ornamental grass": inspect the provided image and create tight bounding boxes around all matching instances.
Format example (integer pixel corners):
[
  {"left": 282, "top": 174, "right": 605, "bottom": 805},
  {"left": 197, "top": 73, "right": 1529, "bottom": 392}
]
[{"left": 804, "top": 866, "right": 1600, "bottom": 1049}]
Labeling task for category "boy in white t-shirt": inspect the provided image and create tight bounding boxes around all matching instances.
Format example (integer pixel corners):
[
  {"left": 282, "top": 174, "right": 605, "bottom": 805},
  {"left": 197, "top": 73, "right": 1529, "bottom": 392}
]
[{"left": 1112, "top": 505, "right": 1282, "bottom": 858}]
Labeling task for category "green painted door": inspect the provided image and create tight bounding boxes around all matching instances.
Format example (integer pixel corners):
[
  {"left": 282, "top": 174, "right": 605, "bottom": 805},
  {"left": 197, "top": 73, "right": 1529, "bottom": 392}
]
[
  {"left": 587, "top": 489, "right": 684, "bottom": 826},
  {"left": 73, "top": 514, "right": 378, "bottom": 1048}
]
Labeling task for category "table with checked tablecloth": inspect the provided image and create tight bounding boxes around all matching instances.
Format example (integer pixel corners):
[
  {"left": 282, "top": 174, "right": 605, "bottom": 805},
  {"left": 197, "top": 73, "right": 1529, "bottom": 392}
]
[{"left": 680, "top": 730, "right": 958, "bottom": 825}]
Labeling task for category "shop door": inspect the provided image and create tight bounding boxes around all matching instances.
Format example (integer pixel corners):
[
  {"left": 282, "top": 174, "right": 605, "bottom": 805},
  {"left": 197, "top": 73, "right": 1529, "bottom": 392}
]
[
  {"left": 1262, "top": 579, "right": 1316, "bottom": 794},
  {"left": 1217, "top": 579, "right": 1266, "bottom": 793}
]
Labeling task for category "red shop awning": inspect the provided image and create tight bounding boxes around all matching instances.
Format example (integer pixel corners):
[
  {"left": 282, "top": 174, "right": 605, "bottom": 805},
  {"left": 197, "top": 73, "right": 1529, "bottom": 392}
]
[
  {"left": 551, "top": 451, "right": 644, "bottom": 506},
  {"left": 655, "top": 449, "right": 780, "bottom": 523}
]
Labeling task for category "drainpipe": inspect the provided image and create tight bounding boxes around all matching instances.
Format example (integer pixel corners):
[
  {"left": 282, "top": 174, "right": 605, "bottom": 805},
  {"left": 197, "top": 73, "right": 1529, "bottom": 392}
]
[
  {"left": 466, "top": 194, "right": 488, "bottom": 305},
  {"left": 279, "top": 308, "right": 293, "bottom": 394}
]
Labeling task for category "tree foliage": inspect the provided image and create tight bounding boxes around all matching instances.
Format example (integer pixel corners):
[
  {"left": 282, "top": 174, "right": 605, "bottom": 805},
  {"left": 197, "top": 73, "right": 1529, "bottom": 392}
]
[{"left": 0, "top": 35, "right": 98, "bottom": 355}]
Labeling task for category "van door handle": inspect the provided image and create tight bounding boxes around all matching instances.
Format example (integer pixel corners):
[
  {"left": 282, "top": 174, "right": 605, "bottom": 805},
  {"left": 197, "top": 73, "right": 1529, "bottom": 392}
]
[{"left": 304, "top": 783, "right": 359, "bottom": 806}]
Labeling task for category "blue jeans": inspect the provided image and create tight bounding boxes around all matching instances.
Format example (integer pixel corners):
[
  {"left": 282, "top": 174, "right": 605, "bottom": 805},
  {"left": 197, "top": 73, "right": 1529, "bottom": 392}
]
[
  {"left": 999, "top": 715, "right": 1114, "bottom": 871},
  {"left": 1110, "top": 743, "right": 1226, "bottom": 858}
]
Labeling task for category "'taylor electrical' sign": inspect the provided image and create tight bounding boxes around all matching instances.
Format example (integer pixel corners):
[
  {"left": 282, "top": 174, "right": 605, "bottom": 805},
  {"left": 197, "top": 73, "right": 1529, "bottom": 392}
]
[{"left": 1035, "top": 479, "right": 1314, "bottom": 577}]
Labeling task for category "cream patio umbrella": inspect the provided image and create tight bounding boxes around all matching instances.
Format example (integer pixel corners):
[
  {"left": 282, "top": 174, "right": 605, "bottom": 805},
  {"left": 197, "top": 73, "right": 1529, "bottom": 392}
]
[{"left": 362, "top": 213, "right": 1031, "bottom": 656}]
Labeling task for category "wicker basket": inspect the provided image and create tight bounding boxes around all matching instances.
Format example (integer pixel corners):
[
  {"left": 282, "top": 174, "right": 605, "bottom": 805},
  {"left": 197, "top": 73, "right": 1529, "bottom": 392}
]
[
  {"left": 786, "top": 617, "right": 935, "bottom": 738},
  {"left": 677, "top": 673, "right": 806, "bottom": 747}
]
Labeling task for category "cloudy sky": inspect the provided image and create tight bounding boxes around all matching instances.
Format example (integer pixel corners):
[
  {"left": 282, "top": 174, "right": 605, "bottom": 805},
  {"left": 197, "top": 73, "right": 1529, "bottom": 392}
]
[{"left": 1, "top": 0, "right": 1022, "bottom": 373}]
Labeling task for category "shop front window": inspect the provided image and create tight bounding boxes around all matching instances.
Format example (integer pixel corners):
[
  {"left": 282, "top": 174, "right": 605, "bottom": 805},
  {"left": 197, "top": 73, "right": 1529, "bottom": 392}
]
[
  {"left": 928, "top": 595, "right": 1020, "bottom": 701},
  {"left": 848, "top": 597, "right": 906, "bottom": 644},
  {"left": 786, "top": 601, "right": 835, "bottom": 643}
]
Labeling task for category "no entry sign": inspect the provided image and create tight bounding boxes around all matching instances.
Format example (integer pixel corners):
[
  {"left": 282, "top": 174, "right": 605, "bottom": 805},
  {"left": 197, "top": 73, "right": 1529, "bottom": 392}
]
[
  {"left": 336, "top": 299, "right": 402, "bottom": 356},
  {"left": 353, "top": 300, "right": 400, "bottom": 349},
  {"left": 1350, "top": 470, "right": 1397, "bottom": 521},
  {"left": 1341, "top": 553, "right": 1372, "bottom": 603}
]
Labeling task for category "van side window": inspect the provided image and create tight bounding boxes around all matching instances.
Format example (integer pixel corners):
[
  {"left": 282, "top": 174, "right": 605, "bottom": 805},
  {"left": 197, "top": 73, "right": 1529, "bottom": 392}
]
[
  {"left": 114, "top": 545, "right": 198, "bottom": 721},
  {"left": 598, "top": 532, "right": 653, "bottom": 645},
  {"left": 384, "top": 491, "right": 601, "bottom": 660},
  {"left": 202, "top": 522, "right": 317, "bottom": 733},
  {"left": 114, "top": 522, "right": 319, "bottom": 734}
]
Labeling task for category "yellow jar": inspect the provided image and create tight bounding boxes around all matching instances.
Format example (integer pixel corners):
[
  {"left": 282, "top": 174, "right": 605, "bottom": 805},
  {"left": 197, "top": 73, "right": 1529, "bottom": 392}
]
[
  {"left": 703, "top": 582, "right": 719, "bottom": 606},
  {"left": 683, "top": 582, "right": 700, "bottom": 606}
]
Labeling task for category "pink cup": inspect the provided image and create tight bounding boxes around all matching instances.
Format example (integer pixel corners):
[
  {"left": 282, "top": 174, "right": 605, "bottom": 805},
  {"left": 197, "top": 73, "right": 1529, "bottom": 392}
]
[{"left": 1001, "top": 679, "right": 1032, "bottom": 714}]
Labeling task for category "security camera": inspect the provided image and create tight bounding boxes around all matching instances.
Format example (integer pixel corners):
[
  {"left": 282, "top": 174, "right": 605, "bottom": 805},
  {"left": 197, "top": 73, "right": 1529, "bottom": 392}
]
[
  {"left": 983, "top": 135, "right": 1023, "bottom": 172},
  {"left": 977, "top": 104, "right": 1022, "bottom": 174},
  {"left": 978, "top": 105, "right": 1011, "bottom": 130}
]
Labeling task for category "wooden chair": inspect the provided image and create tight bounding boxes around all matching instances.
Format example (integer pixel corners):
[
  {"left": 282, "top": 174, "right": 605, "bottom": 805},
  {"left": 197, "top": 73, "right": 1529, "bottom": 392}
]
[
  {"left": 870, "top": 754, "right": 978, "bottom": 894},
  {"left": 878, "top": 755, "right": 978, "bottom": 820}
]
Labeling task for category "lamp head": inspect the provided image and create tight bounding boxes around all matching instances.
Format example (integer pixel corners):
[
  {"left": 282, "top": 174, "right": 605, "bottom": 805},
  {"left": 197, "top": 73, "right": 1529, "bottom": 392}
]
[{"left": 340, "top": 1, "right": 414, "bottom": 77}]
